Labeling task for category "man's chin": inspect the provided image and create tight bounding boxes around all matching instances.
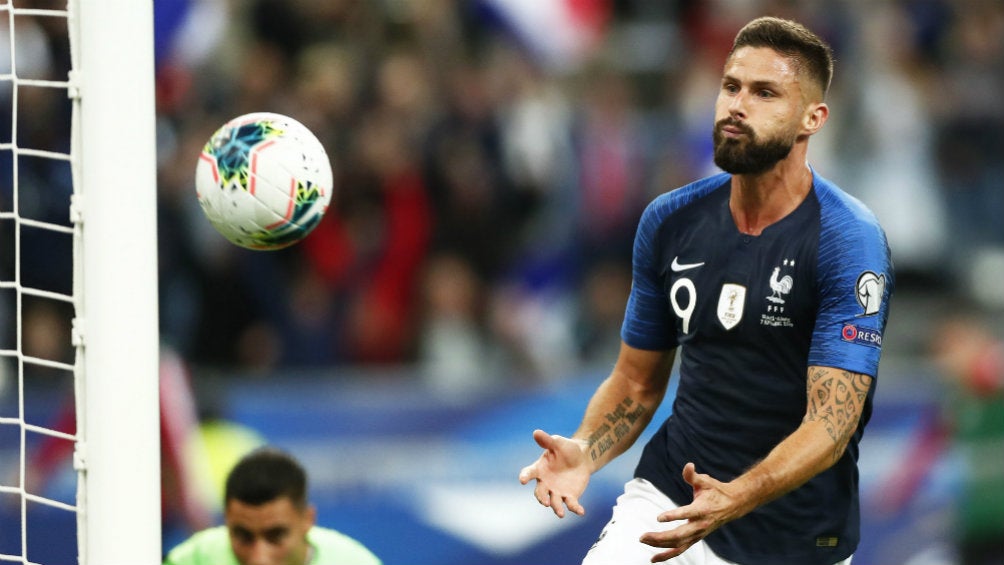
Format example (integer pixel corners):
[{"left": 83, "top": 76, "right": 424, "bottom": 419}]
[{"left": 714, "top": 150, "right": 760, "bottom": 175}]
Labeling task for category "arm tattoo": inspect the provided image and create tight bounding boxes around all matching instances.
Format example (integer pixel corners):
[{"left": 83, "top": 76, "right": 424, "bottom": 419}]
[
  {"left": 804, "top": 367, "right": 871, "bottom": 463},
  {"left": 586, "top": 397, "right": 648, "bottom": 462}
]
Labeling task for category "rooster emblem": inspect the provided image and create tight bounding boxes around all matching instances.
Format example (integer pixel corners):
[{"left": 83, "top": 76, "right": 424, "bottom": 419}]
[{"left": 767, "top": 263, "right": 793, "bottom": 304}]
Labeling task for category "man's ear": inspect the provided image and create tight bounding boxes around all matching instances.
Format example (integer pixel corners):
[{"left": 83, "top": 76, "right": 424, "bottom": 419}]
[
  {"left": 803, "top": 102, "right": 829, "bottom": 135},
  {"left": 305, "top": 504, "right": 317, "bottom": 528}
]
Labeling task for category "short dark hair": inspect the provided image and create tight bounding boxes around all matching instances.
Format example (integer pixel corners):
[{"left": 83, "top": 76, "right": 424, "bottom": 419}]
[
  {"left": 225, "top": 447, "right": 308, "bottom": 509},
  {"left": 729, "top": 17, "right": 834, "bottom": 98}
]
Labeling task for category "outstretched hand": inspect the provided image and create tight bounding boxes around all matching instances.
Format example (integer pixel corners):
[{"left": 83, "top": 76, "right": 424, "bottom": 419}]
[
  {"left": 518, "top": 429, "right": 592, "bottom": 518},
  {"left": 640, "top": 463, "right": 739, "bottom": 563}
]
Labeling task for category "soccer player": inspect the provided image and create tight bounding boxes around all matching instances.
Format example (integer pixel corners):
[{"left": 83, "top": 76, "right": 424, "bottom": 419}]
[
  {"left": 164, "top": 447, "right": 381, "bottom": 565},
  {"left": 518, "top": 16, "right": 894, "bottom": 565}
]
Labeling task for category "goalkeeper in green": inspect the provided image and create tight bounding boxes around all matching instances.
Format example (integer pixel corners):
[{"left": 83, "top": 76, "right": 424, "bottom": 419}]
[{"left": 164, "top": 447, "right": 381, "bottom": 565}]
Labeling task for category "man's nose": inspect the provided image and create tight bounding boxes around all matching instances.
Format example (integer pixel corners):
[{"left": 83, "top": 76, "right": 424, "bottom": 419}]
[
  {"left": 728, "top": 90, "right": 748, "bottom": 119},
  {"left": 246, "top": 540, "right": 273, "bottom": 565}
]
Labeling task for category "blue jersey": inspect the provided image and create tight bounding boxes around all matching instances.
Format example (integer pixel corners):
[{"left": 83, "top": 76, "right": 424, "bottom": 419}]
[{"left": 623, "top": 171, "right": 893, "bottom": 565}]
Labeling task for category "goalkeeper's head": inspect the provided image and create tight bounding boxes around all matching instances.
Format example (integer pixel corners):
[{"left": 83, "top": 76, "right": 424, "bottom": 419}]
[
  {"left": 223, "top": 447, "right": 317, "bottom": 565},
  {"left": 225, "top": 447, "right": 309, "bottom": 509}
]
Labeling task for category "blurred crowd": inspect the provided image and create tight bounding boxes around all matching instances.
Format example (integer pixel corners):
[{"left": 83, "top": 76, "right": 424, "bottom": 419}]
[{"left": 2, "top": 0, "right": 1004, "bottom": 389}]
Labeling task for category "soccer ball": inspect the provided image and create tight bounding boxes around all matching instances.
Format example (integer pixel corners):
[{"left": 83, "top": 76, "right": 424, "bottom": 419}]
[{"left": 195, "top": 112, "right": 333, "bottom": 250}]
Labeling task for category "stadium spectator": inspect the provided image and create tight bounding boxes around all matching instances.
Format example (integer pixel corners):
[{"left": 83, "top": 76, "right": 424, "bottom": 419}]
[
  {"left": 932, "top": 1, "right": 1004, "bottom": 301},
  {"left": 930, "top": 310, "right": 1004, "bottom": 565},
  {"left": 416, "top": 251, "right": 498, "bottom": 393}
]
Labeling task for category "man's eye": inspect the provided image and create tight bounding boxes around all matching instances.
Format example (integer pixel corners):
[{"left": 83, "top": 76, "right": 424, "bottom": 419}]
[{"left": 264, "top": 529, "right": 289, "bottom": 545}]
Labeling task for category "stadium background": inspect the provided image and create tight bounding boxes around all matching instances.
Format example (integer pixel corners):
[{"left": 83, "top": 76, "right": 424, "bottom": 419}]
[{"left": 1, "top": 0, "right": 1003, "bottom": 564}]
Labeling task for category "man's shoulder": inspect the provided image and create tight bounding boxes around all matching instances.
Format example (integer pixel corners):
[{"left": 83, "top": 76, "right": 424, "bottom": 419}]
[
  {"left": 310, "top": 526, "right": 382, "bottom": 565},
  {"left": 812, "top": 173, "right": 882, "bottom": 228},
  {"left": 654, "top": 171, "right": 730, "bottom": 209},
  {"left": 642, "top": 172, "right": 730, "bottom": 229},
  {"left": 163, "top": 526, "right": 235, "bottom": 565}
]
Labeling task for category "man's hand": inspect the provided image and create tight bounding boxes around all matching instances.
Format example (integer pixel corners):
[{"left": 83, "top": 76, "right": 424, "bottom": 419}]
[
  {"left": 640, "top": 463, "right": 739, "bottom": 563},
  {"left": 518, "top": 429, "right": 592, "bottom": 518}
]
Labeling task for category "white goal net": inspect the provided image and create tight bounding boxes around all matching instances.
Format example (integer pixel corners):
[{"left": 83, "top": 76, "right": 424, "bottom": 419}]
[{"left": 0, "top": 1, "right": 159, "bottom": 564}]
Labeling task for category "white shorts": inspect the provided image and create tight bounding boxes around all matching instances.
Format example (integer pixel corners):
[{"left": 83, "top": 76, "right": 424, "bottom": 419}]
[{"left": 582, "top": 478, "right": 852, "bottom": 565}]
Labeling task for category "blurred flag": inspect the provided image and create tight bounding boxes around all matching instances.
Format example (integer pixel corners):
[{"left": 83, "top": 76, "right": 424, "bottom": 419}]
[
  {"left": 154, "top": 0, "right": 228, "bottom": 70},
  {"left": 476, "top": 0, "right": 611, "bottom": 72}
]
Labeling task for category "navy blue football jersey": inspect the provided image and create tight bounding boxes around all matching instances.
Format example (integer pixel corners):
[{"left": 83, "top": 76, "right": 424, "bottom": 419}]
[{"left": 622, "top": 171, "right": 894, "bottom": 565}]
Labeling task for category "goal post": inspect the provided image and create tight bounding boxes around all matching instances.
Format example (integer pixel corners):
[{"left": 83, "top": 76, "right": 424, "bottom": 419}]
[{"left": 72, "top": 1, "right": 160, "bottom": 564}]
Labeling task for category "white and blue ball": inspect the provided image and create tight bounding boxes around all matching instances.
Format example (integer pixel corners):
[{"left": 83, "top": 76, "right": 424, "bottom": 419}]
[{"left": 195, "top": 112, "right": 333, "bottom": 250}]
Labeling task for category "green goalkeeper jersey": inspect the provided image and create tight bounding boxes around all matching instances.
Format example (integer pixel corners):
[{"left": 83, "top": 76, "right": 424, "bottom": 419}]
[{"left": 164, "top": 525, "right": 381, "bottom": 565}]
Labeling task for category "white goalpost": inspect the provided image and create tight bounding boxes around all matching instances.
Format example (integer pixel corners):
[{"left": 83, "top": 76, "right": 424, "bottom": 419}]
[
  {"left": 0, "top": 1, "right": 159, "bottom": 564},
  {"left": 73, "top": 1, "right": 160, "bottom": 564}
]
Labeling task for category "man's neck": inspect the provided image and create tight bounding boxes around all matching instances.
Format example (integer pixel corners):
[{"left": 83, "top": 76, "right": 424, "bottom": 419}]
[{"left": 728, "top": 155, "right": 813, "bottom": 236}]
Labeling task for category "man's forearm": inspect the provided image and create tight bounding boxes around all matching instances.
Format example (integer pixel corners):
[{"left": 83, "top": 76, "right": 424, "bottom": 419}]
[
  {"left": 726, "top": 419, "right": 842, "bottom": 518},
  {"left": 728, "top": 366, "right": 872, "bottom": 518},
  {"left": 573, "top": 346, "right": 674, "bottom": 472},
  {"left": 573, "top": 379, "right": 656, "bottom": 470}
]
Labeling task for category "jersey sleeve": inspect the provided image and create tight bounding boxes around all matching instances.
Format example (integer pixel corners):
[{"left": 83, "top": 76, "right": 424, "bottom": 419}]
[
  {"left": 621, "top": 194, "right": 678, "bottom": 351},
  {"left": 808, "top": 189, "right": 895, "bottom": 377}
]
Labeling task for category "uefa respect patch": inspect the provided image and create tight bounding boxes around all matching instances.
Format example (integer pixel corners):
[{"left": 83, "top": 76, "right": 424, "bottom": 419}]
[{"left": 841, "top": 324, "right": 883, "bottom": 348}]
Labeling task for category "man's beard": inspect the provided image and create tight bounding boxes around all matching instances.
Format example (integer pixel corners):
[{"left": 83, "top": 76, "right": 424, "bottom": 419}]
[{"left": 712, "top": 118, "right": 795, "bottom": 175}]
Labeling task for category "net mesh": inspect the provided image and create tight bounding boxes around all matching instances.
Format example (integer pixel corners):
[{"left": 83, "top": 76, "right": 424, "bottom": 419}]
[{"left": 0, "top": 2, "right": 81, "bottom": 563}]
